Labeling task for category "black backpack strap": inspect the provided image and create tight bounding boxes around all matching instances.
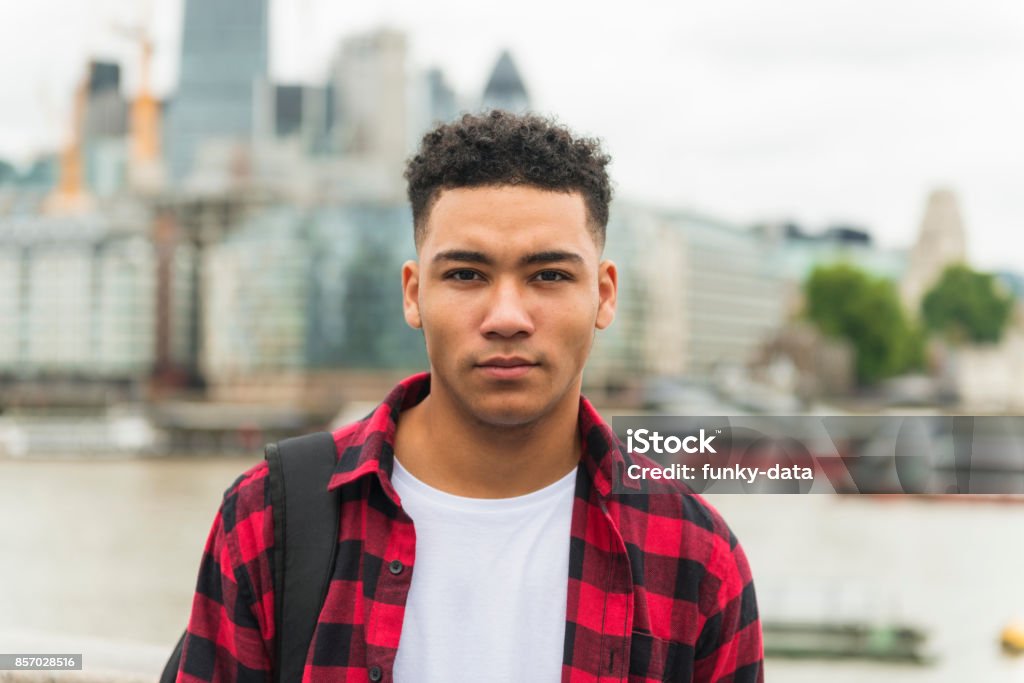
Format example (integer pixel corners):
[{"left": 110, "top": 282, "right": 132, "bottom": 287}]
[
  {"left": 159, "top": 631, "right": 185, "bottom": 683},
  {"left": 265, "top": 431, "right": 342, "bottom": 683}
]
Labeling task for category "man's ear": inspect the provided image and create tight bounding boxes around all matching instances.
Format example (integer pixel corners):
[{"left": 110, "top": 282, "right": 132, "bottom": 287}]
[
  {"left": 596, "top": 260, "right": 617, "bottom": 330},
  {"left": 402, "top": 260, "right": 422, "bottom": 329}
]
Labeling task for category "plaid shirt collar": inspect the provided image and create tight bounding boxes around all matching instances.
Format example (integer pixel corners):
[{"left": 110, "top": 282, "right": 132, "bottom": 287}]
[{"left": 326, "top": 371, "right": 639, "bottom": 500}]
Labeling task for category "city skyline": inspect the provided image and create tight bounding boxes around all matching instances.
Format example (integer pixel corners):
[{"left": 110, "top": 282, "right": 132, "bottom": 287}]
[{"left": 1, "top": 0, "right": 1022, "bottom": 272}]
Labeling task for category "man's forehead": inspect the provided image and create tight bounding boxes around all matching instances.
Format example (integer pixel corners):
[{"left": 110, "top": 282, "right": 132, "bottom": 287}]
[
  {"left": 427, "top": 186, "right": 587, "bottom": 227},
  {"left": 421, "top": 186, "right": 595, "bottom": 254},
  {"left": 432, "top": 183, "right": 585, "bottom": 205}
]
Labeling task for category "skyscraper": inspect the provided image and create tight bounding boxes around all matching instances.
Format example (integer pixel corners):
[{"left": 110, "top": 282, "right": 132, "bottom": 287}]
[
  {"left": 326, "top": 28, "right": 409, "bottom": 200},
  {"left": 166, "top": 0, "right": 269, "bottom": 183},
  {"left": 82, "top": 60, "right": 128, "bottom": 197},
  {"left": 424, "top": 68, "right": 458, "bottom": 125},
  {"left": 329, "top": 29, "right": 407, "bottom": 161},
  {"left": 86, "top": 62, "right": 121, "bottom": 98},
  {"left": 409, "top": 67, "right": 458, "bottom": 150},
  {"left": 481, "top": 50, "right": 530, "bottom": 113}
]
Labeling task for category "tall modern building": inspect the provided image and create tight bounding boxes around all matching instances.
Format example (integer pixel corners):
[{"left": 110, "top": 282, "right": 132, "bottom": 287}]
[
  {"left": 166, "top": 0, "right": 269, "bottom": 183},
  {"left": 326, "top": 28, "right": 409, "bottom": 199},
  {"left": 86, "top": 62, "right": 121, "bottom": 98},
  {"left": 329, "top": 29, "right": 407, "bottom": 159},
  {"left": 424, "top": 67, "right": 458, "bottom": 125},
  {"left": 481, "top": 50, "right": 530, "bottom": 113},
  {"left": 82, "top": 60, "right": 128, "bottom": 197},
  {"left": 409, "top": 67, "right": 458, "bottom": 149},
  {"left": 268, "top": 83, "right": 332, "bottom": 154}
]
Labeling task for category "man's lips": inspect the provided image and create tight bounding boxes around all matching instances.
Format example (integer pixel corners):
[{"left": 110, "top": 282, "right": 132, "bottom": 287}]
[
  {"left": 475, "top": 357, "right": 539, "bottom": 379},
  {"left": 477, "top": 356, "right": 536, "bottom": 368}
]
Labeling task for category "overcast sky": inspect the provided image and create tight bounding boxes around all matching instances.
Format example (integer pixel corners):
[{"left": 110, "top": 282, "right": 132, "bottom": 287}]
[{"left": 2, "top": 0, "right": 1022, "bottom": 271}]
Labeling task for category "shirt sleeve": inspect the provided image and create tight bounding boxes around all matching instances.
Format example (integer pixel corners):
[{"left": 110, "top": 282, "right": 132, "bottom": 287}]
[
  {"left": 176, "top": 466, "right": 276, "bottom": 683},
  {"left": 693, "top": 537, "right": 764, "bottom": 683}
]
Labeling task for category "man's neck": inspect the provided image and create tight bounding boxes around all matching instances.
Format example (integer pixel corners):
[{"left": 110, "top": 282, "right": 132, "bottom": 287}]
[{"left": 393, "top": 381, "right": 582, "bottom": 499}]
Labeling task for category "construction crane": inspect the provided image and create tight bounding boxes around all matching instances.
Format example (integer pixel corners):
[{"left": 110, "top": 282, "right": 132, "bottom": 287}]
[
  {"left": 112, "top": 5, "right": 163, "bottom": 189},
  {"left": 43, "top": 68, "right": 92, "bottom": 215}
]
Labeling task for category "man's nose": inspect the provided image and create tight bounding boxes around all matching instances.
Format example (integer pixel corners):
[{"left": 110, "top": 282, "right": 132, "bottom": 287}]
[{"left": 479, "top": 279, "right": 535, "bottom": 338}]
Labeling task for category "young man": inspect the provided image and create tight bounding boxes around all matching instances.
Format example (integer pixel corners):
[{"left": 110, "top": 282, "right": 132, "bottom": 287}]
[{"left": 176, "top": 111, "right": 763, "bottom": 682}]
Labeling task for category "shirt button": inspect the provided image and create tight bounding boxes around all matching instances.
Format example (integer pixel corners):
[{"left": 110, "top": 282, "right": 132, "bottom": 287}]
[
  {"left": 388, "top": 559, "right": 404, "bottom": 575},
  {"left": 368, "top": 665, "right": 383, "bottom": 681}
]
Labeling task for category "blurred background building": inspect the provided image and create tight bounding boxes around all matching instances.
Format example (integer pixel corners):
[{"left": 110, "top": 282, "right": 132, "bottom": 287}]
[
  {"left": 166, "top": 0, "right": 269, "bottom": 185},
  {"left": 591, "top": 204, "right": 790, "bottom": 395},
  {"left": 0, "top": 211, "right": 166, "bottom": 402},
  {"left": 81, "top": 61, "right": 129, "bottom": 198},
  {"left": 481, "top": 50, "right": 531, "bottom": 113}
]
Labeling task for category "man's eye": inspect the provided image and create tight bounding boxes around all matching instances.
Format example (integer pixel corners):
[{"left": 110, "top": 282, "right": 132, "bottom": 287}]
[
  {"left": 535, "top": 271, "right": 570, "bottom": 282},
  {"left": 447, "top": 270, "right": 481, "bottom": 282}
]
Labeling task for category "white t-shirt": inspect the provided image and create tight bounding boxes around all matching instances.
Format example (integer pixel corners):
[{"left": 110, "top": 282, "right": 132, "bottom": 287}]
[{"left": 391, "top": 457, "right": 577, "bottom": 683}]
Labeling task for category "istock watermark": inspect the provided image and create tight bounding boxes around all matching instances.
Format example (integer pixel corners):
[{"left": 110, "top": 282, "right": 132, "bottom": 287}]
[
  {"left": 610, "top": 415, "right": 1024, "bottom": 495},
  {"left": 625, "top": 428, "right": 718, "bottom": 454}
]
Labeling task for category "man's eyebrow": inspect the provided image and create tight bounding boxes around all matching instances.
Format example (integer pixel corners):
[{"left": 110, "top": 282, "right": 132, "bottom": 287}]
[
  {"left": 520, "top": 250, "right": 584, "bottom": 266},
  {"left": 432, "top": 249, "right": 493, "bottom": 265},
  {"left": 431, "top": 249, "right": 585, "bottom": 267}
]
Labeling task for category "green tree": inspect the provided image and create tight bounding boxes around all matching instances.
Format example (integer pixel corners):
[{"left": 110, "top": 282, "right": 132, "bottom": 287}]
[
  {"left": 921, "top": 264, "right": 1014, "bottom": 344},
  {"left": 804, "top": 263, "right": 924, "bottom": 385}
]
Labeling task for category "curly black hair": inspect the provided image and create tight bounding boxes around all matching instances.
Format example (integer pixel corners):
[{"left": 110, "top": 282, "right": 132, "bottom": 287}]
[{"left": 404, "top": 110, "right": 613, "bottom": 249}]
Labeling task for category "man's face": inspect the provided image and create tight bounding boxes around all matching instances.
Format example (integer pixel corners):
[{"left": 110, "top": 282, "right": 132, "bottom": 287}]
[{"left": 401, "top": 185, "right": 617, "bottom": 428}]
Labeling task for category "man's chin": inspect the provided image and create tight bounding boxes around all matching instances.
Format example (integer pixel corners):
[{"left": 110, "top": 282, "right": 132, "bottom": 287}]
[{"left": 464, "top": 398, "right": 547, "bottom": 429}]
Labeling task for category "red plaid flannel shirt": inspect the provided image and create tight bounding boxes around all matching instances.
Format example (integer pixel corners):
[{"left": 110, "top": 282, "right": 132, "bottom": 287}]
[{"left": 177, "top": 372, "right": 763, "bottom": 682}]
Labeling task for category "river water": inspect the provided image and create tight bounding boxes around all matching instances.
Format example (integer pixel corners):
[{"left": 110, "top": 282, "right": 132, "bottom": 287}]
[{"left": 2, "top": 455, "right": 1024, "bottom": 681}]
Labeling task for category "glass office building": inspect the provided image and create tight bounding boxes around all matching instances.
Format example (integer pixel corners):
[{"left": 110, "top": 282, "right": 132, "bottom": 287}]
[
  {"left": 202, "top": 204, "right": 426, "bottom": 379},
  {"left": 166, "top": 0, "right": 269, "bottom": 182}
]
